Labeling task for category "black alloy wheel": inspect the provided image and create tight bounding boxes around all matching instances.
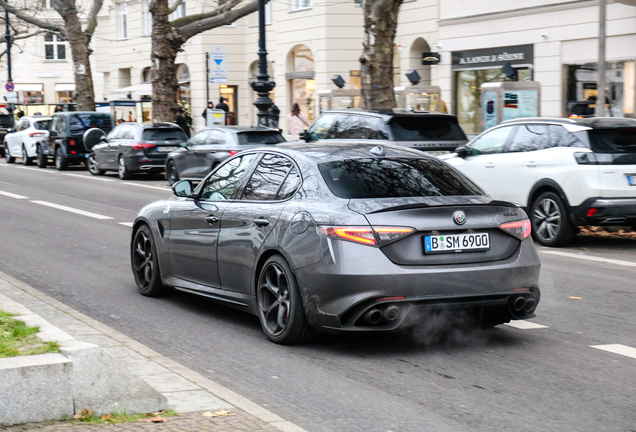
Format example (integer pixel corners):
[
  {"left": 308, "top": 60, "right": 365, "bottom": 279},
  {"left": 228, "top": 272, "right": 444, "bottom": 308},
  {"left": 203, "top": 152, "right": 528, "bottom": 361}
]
[
  {"left": 54, "top": 147, "right": 68, "bottom": 170},
  {"left": 87, "top": 153, "right": 105, "bottom": 176},
  {"left": 131, "top": 224, "right": 167, "bottom": 296},
  {"left": 5, "top": 143, "right": 15, "bottom": 163},
  {"left": 21, "top": 145, "right": 32, "bottom": 166},
  {"left": 166, "top": 160, "right": 179, "bottom": 185},
  {"left": 36, "top": 145, "right": 47, "bottom": 168},
  {"left": 257, "top": 255, "right": 315, "bottom": 344},
  {"left": 531, "top": 191, "right": 575, "bottom": 247},
  {"left": 118, "top": 155, "right": 133, "bottom": 180}
]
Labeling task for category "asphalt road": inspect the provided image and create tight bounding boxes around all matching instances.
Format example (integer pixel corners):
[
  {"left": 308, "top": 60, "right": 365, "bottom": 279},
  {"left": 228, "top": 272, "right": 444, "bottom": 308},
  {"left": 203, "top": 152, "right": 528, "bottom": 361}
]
[{"left": 1, "top": 162, "right": 636, "bottom": 432}]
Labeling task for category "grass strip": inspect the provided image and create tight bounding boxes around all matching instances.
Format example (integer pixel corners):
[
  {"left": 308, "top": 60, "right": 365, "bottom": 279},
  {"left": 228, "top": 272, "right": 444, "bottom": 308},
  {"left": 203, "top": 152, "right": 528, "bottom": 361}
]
[{"left": 0, "top": 310, "right": 59, "bottom": 358}]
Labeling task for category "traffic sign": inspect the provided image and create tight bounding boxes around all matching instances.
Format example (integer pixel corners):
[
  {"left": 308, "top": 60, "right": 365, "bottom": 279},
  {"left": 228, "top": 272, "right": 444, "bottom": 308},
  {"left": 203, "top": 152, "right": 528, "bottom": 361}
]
[
  {"left": 209, "top": 46, "right": 227, "bottom": 84},
  {"left": 5, "top": 91, "right": 17, "bottom": 103},
  {"left": 5, "top": 82, "right": 14, "bottom": 92}
]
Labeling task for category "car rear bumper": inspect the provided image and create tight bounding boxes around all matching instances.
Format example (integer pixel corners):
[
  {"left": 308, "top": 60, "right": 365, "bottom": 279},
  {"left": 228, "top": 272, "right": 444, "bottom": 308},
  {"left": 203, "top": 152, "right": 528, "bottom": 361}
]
[
  {"left": 571, "top": 197, "right": 636, "bottom": 226},
  {"left": 124, "top": 155, "right": 167, "bottom": 173},
  {"left": 294, "top": 237, "right": 541, "bottom": 332}
]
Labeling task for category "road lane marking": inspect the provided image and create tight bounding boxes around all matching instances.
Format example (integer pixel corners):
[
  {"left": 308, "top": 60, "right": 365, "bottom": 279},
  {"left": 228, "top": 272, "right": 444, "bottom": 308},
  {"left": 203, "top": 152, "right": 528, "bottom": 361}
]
[
  {"left": 14, "top": 166, "right": 56, "bottom": 173},
  {"left": 123, "top": 182, "right": 170, "bottom": 191},
  {"left": 64, "top": 173, "right": 115, "bottom": 182},
  {"left": 30, "top": 200, "right": 113, "bottom": 220},
  {"left": 504, "top": 320, "right": 548, "bottom": 330},
  {"left": 0, "top": 190, "right": 29, "bottom": 199},
  {"left": 540, "top": 250, "right": 636, "bottom": 268},
  {"left": 119, "top": 222, "right": 134, "bottom": 227},
  {"left": 591, "top": 344, "right": 636, "bottom": 360}
]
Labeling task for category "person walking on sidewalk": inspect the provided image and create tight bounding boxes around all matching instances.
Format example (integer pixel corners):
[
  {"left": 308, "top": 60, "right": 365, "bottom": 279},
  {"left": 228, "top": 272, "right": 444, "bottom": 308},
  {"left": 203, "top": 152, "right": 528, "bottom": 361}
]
[
  {"left": 176, "top": 107, "right": 191, "bottom": 139},
  {"left": 201, "top": 101, "right": 214, "bottom": 121},
  {"left": 286, "top": 103, "right": 310, "bottom": 141}
]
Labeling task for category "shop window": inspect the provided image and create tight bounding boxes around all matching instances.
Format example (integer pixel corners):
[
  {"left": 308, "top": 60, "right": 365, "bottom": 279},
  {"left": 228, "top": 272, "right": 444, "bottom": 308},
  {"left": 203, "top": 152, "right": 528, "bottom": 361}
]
[
  {"left": 24, "top": 91, "right": 45, "bottom": 104},
  {"left": 142, "top": 0, "right": 152, "bottom": 35},
  {"left": 287, "top": 45, "right": 315, "bottom": 122},
  {"left": 291, "top": 0, "right": 311, "bottom": 11},
  {"left": 56, "top": 91, "right": 75, "bottom": 104},
  {"left": 117, "top": 3, "right": 128, "bottom": 39},
  {"left": 44, "top": 33, "right": 65, "bottom": 60}
]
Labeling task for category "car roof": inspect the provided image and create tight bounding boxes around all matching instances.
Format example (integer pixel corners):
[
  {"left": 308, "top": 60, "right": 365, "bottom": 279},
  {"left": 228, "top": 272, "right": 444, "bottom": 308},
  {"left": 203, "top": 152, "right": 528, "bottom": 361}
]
[
  {"left": 131, "top": 122, "right": 182, "bottom": 129},
  {"left": 55, "top": 111, "right": 112, "bottom": 116},
  {"left": 23, "top": 116, "right": 52, "bottom": 121},
  {"left": 276, "top": 141, "right": 435, "bottom": 163},
  {"left": 203, "top": 126, "right": 280, "bottom": 133},
  {"left": 321, "top": 108, "right": 459, "bottom": 121},
  {"left": 500, "top": 117, "right": 636, "bottom": 129}
]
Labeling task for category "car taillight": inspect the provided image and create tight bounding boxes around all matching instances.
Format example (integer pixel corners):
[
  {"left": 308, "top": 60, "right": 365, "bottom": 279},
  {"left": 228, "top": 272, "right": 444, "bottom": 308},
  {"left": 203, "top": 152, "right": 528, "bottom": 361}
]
[
  {"left": 499, "top": 219, "right": 531, "bottom": 241},
  {"left": 69, "top": 139, "right": 75, "bottom": 146},
  {"left": 132, "top": 143, "right": 156, "bottom": 150},
  {"left": 29, "top": 132, "right": 46, "bottom": 137},
  {"left": 228, "top": 150, "right": 239, "bottom": 156},
  {"left": 317, "top": 226, "right": 415, "bottom": 247}
]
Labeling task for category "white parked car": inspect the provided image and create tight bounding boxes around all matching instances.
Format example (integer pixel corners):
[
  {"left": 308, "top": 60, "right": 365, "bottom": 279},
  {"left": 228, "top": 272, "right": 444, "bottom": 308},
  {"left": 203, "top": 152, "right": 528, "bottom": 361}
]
[
  {"left": 442, "top": 118, "right": 636, "bottom": 246},
  {"left": 4, "top": 116, "right": 52, "bottom": 165}
]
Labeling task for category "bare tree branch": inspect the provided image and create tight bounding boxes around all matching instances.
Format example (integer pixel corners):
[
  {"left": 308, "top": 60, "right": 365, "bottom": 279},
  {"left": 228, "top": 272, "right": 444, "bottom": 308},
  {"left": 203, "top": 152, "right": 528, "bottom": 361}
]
[
  {"left": 14, "top": 29, "right": 46, "bottom": 40},
  {"left": 0, "top": 0, "right": 63, "bottom": 32},
  {"left": 176, "top": 0, "right": 259, "bottom": 40},
  {"left": 168, "top": 0, "right": 184, "bottom": 15},
  {"left": 85, "top": 0, "right": 104, "bottom": 35},
  {"left": 172, "top": 0, "right": 242, "bottom": 28}
]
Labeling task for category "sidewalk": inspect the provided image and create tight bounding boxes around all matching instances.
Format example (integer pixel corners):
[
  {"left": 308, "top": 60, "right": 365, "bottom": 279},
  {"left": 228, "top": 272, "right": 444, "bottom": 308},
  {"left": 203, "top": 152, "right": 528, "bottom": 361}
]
[{"left": 0, "top": 271, "right": 306, "bottom": 432}]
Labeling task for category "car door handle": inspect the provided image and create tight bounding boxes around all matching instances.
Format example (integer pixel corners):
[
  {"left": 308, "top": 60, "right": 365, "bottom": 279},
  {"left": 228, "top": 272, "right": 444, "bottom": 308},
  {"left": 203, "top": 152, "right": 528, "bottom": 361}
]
[
  {"left": 485, "top": 163, "right": 495, "bottom": 168},
  {"left": 526, "top": 161, "right": 536, "bottom": 167},
  {"left": 204, "top": 215, "right": 219, "bottom": 224},
  {"left": 254, "top": 218, "right": 270, "bottom": 227}
]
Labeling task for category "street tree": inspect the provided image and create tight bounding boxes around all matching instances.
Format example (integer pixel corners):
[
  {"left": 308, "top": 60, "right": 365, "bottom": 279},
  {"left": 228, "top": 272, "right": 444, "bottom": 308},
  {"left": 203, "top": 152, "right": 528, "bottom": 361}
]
[
  {"left": 150, "top": 0, "right": 262, "bottom": 122},
  {"left": 0, "top": 0, "right": 103, "bottom": 111},
  {"left": 0, "top": 15, "right": 43, "bottom": 60},
  {"left": 359, "top": 0, "right": 403, "bottom": 109}
]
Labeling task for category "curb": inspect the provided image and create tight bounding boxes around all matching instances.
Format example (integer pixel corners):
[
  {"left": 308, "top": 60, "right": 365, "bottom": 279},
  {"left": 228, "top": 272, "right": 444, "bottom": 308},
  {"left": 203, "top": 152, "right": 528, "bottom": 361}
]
[{"left": 0, "top": 270, "right": 308, "bottom": 432}]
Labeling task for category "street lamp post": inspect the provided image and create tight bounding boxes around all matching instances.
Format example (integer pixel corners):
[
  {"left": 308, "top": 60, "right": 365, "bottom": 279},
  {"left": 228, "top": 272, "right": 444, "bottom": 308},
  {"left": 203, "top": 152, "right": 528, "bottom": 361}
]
[
  {"left": 250, "top": 0, "right": 275, "bottom": 127},
  {"left": 596, "top": 0, "right": 606, "bottom": 117},
  {"left": 4, "top": 0, "right": 14, "bottom": 122}
]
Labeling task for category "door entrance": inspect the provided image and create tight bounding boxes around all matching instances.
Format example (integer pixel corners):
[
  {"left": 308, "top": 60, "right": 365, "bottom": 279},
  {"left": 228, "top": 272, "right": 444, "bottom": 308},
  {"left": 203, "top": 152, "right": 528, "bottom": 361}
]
[{"left": 220, "top": 85, "right": 238, "bottom": 125}]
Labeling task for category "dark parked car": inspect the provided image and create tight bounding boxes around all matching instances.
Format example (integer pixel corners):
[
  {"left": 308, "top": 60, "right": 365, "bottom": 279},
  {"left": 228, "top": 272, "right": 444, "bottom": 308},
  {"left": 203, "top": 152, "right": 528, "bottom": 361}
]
[
  {"left": 164, "top": 126, "right": 285, "bottom": 184},
  {"left": 0, "top": 113, "right": 15, "bottom": 158},
  {"left": 131, "top": 142, "right": 541, "bottom": 344},
  {"left": 39, "top": 111, "right": 115, "bottom": 170},
  {"left": 87, "top": 123, "right": 187, "bottom": 180},
  {"left": 302, "top": 109, "right": 468, "bottom": 154}
]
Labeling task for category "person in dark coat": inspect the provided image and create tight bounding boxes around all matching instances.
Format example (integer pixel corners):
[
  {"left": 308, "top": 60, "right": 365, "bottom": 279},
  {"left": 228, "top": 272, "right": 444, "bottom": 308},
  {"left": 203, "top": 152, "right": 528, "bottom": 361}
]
[
  {"left": 215, "top": 97, "right": 230, "bottom": 112},
  {"left": 268, "top": 104, "right": 280, "bottom": 129},
  {"left": 176, "top": 107, "right": 191, "bottom": 139},
  {"left": 201, "top": 102, "right": 214, "bottom": 120}
]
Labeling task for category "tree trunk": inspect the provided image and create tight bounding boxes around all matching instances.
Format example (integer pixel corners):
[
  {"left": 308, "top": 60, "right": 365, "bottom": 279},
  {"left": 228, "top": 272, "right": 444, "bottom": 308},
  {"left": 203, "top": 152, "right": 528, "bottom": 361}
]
[
  {"left": 150, "top": 0, "right": 184, "bottom": 123},
  {"left": 56, "top": 0, "right": 95, "bottom": 111},
  {"left": 360, "top": 0, "right": 402, "bottom": 109}
]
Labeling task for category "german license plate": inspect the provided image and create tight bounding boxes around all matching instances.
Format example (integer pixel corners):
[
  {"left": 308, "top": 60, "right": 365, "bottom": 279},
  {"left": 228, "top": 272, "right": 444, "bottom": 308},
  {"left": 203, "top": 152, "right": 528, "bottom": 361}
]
[
  {"left": 628, "top": 175, "right": 636, "bottom": 186},
  {"left": 424, "top": 233, "right": 490, "bottom": 254},
  {"left": 157, "top": 146, "right": 177, "bottom": 152}
]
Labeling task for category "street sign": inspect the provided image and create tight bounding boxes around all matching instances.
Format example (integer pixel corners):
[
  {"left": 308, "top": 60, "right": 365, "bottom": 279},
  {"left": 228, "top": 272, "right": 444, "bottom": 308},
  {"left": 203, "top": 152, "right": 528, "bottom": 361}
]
[
  {"left": 5, "top": 82, "right": 14, "bottom": 92},
  {"left": 5, "top": 91, "right": 17, "bottom": 103},
  {"left": 209, "top": 46, "right": 227, "bottom": 84}
]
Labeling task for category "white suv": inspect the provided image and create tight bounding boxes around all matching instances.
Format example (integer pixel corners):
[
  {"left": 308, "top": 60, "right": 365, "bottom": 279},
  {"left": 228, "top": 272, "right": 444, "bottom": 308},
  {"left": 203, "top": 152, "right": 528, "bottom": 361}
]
[
  {"left": 442, "top": 118, "right": 636, "bottom": 246},
  {"left": 4, "top": 116, "right": 52, "bottom": 165}
]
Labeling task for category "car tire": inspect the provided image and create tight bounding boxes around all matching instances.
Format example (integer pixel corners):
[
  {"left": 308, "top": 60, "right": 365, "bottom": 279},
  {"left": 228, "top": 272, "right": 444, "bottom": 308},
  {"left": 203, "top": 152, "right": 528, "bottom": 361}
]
[
  {"left": 531, "top": 191, "right": 575, "bottom": 247},
  {"left": 132, "top": 224, "right": 169, "bottom": 297},
  {"left": 166, "top": 160, "right": 179, "bottom": 185},
  {"left": 256, "top": 255, "right": 315, "bottom": 345},
  {"left": 5, "top": 143, "right": 15, "bottom": 163},
  {"left": 118, "top": 155, "right": 133, "bottom": 180},
  {"left": 21, "top": 145, "right": 33, "bottom": 166},
  {"left": 36, "top": 145, "right": 47, "bottom": 168},
  {"left": 54, "top": 147, "right": 68, "bottom": 170},
  {"left": 87, "top": 153, "right": 105, "bottom": 176}
]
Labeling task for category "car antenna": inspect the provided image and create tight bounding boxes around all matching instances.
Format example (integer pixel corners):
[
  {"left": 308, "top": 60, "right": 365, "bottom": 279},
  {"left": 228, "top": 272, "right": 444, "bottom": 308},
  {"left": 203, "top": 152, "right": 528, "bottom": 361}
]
[{"left": 370, "top": 145, "right": 385, "bottom": 157}]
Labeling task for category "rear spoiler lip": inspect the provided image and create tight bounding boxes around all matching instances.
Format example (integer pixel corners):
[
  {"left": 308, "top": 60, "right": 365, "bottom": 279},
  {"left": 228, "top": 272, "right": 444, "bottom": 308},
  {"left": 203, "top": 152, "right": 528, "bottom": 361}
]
[{"left": 349, "top": 197, "right": 521, "bottom": 215}]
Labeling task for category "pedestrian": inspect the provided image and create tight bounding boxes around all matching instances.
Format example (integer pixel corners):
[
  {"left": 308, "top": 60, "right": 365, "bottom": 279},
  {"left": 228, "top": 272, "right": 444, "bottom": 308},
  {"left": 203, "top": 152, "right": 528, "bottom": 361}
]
[
  {"left": 215, "top": 96, "right": 230, "bottom": 113},
  {"left": 175, "top": 107, "right": 191, "bottom": 139},
  {"left": 201, "top": 101, "right": 214, "bottom": 120},
  {"left": 269, "top": 103, "right": 280, "bottom": 129},
  {"left": 286, "top": 103, "right": 310, "bottom": 140},
  {"left": 54, "top": 105, "right": 64, "bottom": 113}
]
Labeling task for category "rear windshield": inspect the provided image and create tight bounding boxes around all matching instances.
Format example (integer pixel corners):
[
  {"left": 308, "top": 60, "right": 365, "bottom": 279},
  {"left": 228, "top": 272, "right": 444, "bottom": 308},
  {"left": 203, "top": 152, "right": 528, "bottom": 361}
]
[
  {"left": 142, "top": 128, "right": 186, "bottom": 141},
  {"left": 389, "top": 117, "right": 467, "bottom": 142},
  {"left": 584, "top": 128, "right": 636, "bottom": 153},
  {"left": 35, "top": 120, "right": 51, "bottom": 130},
  {"left": 319, "top": 158, "right": 484, "bottom": 199},
  {"left": 237, "top": 131, "right": 285, "bottom": 145},
  {"left": 0, "top": 116, "right": 13, "bottom": 127},
  {"left": 69, "top": 114, "right": 113, "bottom": 136}
]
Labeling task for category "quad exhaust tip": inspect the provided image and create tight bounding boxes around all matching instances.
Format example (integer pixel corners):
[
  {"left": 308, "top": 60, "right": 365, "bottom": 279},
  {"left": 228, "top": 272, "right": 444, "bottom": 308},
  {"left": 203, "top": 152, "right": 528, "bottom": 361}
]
[{"left": 385, "top": 306, "right": 400, "bottom": 321}]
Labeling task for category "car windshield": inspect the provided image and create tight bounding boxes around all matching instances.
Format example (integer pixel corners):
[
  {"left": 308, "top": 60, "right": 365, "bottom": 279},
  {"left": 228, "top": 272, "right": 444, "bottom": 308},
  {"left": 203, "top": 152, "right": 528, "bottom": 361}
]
[
  {"left": 389, "top": 117, "right": 467, "bottom": 142},
  {"left": 585, "top": 128, "right": 636, "bottom": 153},
  {"left": 0, "top": 116, "right": 13, "bottom": 127},
  {"left": 142, "top": 128, "right": 186, "bottom": 141},
  {"left": 69, "top": 114, "right": 113, "bottom": 136},
  {"left": 35, "top": 120, "right": 51, "bottom": 131},
  {"left": 237, "top": 131, "right": 286, "bottom": 145},
  {"left": 319, "top": 158, "right": 484, "bottom": 199}
]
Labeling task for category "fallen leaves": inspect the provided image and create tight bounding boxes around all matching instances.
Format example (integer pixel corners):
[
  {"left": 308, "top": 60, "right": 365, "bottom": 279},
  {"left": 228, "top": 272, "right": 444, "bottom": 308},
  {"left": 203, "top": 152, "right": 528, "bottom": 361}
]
[
  {"left": 74, "top": 408, "right": 93, "bottom": 420},
  {"left": 202, "top": 409, "right": 237, "bottom": 418},
  {"left": 569, "top": 296, "right": 582, "bottom": 300},
  {"left": 138, "top": 417, "right": 166, "bottom": 423},
  {"left": 101, "top": 413, "right": 110, "bottom": 421}
]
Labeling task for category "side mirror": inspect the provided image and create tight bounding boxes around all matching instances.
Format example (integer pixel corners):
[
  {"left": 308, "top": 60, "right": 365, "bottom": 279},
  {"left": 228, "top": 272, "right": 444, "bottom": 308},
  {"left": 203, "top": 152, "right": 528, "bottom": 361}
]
[
  {"left": 180, "top": 141, "right": 188, "bottom": 147},
  {"left": 100, "top": 136, "right": 107, "bottom": 143},
  {"left": 300, "top": 131, "right": 309, "bottom": 142},
  {"left": 172, "top": 180, "right": 194, "bottom": 197},
  {"left": 456, "top": 146, "right": 469, "bottom": 158}
]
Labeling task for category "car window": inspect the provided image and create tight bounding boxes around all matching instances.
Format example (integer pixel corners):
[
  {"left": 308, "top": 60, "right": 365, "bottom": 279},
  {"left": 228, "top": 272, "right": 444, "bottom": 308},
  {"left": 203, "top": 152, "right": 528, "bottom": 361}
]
[
  {"left": 277, "top": 166, "right": 301, "bottom": 200},
  {"left": 107, "top": 125, "right": 121, "bottom": 140},
  {"left": 389, "top": 117, "right": 467, "bottom": 142},
  {"left": 117, "top": 125, "right": 133, "bottom": 140},
  {"left": 586, "top": 127, "right": 636, "bottom": 153},
  {"left": 469, "top": 126, "right": 513, "bottom": 155},
  {"left": 34, "top": 119, "right": 51, "bottom": 131},
  {"left": 237, "top": 131, "right": 286, "bottom": 145},
  {"left": 241, "top": 154, "right": 294, "bottom": 201},
  {"left": 319, "top": 158, "right": 484, "bottom": 199},
  {"left": 307, "top": 114, "right": 337, "bottom": 141},
  {"left": 329, "top": 115, "right": 362, "bottom": 139},
  {"left": 207, "top": 130, "right": 225, "bottom": 144},
  {"left": 56, "top": 115, "right": 66, "bottom": 133},
  {"left": 142, "top": 128, "right": 186, "bottom": 142},
  {"left": 508, "top": 124, "right": 549, "bottom": 152},
  {"left": 188, "top": 130, "right": 209, "bottom": 147},
  {"left": 547, "top": 125, "right": 586, "bottom": 148},
  {"left": 17, "top": 119, "right": 28, "bottom": 131},
  {"left": 69, "top": 114, "right": 113, "bottom": 136},
  {"left": 200, "top": 154, "right": 257, "bottom": 201}
]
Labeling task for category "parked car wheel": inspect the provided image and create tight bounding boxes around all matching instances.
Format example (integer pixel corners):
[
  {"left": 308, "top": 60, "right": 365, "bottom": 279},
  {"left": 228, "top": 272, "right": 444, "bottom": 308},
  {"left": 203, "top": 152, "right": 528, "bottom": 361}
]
[
  {"left": 87, "top": 153, "right": 105, "bottom": 176},
  {"left": 531, "top": 191, "right": 575, "bottom": 247},
  {"left": 257, "top": 255, "right": 315, "bottom": 344},
  {"left": 132, "top": 224, "right": 168, "bottom": 296},
  {"left": 166, "top": 160, "right": 179, "bottom": 185},
  {"left": 5, "top": 143, "right": 15, "bottom": 163},
  {"left": 36, "top": 145, "right": 47, "bottom": 168},
  {"left": 118, "top": 155, "right": 133, "bottom": 180},
  {"left": 54, "top": 147, "right": 68, "bottom": 170},
  {"left": 21, "top": 145, "right": 33, "bottom": 166}
]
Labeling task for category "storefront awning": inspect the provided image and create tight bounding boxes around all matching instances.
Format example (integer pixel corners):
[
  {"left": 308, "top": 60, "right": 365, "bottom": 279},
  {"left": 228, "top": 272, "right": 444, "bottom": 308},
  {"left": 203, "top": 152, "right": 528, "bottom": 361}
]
[
  {"left": 14, "top": 84, "right": 43, "bottom": 92},
  {"left": 55, "top": 84, "right": 76, "bottom": 92},
  {"left": 110, "top": 83, "right": 153, "bottom": 98}
]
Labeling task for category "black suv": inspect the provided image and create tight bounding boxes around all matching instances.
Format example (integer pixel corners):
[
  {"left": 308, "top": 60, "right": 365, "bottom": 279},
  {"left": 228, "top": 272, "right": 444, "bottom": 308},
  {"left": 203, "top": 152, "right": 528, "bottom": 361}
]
[
  {"left": 302, "top": 109, "right": 468, "bottom": 154},
  {"left": 0, "top": 114, "right": 14, "bottom": 158},
  {"left": 40, "top": 112, "right": 115, "bottom": 170}
]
